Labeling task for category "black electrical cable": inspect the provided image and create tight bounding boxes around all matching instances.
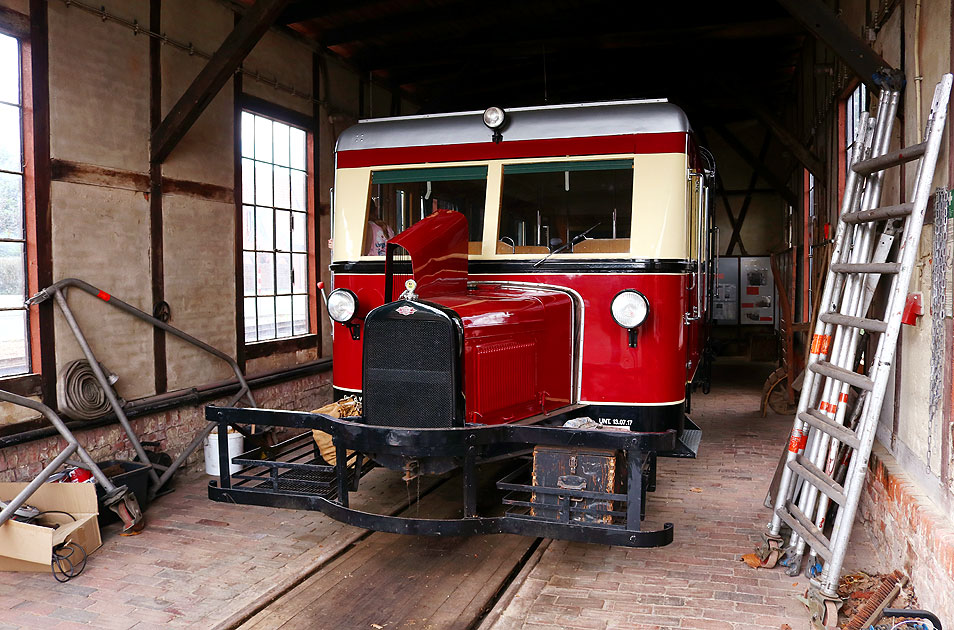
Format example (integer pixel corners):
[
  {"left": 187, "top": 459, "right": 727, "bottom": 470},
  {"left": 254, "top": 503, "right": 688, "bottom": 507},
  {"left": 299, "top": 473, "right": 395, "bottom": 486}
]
[
  {"left": 24, "top": 510, "right": 77, "bottom": 524},
  {"left": 23, "top": 510, "right": 88, "bottom": 582},
  {"left": 51, "top": 541, "right": 87, "bottom": 582}
]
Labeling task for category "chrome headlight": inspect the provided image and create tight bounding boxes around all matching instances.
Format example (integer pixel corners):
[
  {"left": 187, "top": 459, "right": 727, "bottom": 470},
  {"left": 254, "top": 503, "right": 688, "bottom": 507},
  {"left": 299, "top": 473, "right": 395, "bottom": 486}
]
[
  {"left": 327, "top": 289, "right": 358, "bottom": 323},
  {"left": 482, "top": 106, "right": 506, "bottom": 129},
  {"left": 611, "top": 290, "right": 650, "bottom": 329}
]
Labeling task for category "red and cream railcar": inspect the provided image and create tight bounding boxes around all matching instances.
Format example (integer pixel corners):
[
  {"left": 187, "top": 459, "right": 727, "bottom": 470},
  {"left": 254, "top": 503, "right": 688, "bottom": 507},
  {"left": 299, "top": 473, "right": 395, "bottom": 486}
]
[
  {"left": 329, "top": 99, "right": 714, "bottom": 430},
  {"left": 210, "top": 100, "right": 715, "bottom": 548}
]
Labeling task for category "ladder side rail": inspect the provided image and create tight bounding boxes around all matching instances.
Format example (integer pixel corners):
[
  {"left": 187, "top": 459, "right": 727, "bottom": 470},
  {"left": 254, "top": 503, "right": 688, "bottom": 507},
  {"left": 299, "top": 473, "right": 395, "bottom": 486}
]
[
  {"left": 818, "top": 74, "right": 953, "bottom": 596},
  {"left": 767, "top": 116, "right": 874, "bottom": 537}
]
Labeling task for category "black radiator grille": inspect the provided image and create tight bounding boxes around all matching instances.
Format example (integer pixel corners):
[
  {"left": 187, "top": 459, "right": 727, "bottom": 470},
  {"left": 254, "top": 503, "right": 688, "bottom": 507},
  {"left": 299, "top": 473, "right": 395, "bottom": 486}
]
[{"left": 362, "top": 301, "right": 462, "bottom": 428}]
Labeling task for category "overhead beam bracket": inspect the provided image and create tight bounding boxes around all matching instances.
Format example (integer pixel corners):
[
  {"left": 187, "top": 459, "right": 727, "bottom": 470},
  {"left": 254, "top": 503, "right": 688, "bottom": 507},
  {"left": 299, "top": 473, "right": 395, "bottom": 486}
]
[
  {"left": 776, "top": 0, "right": 904, "bottom": 94},
  {"left": 151, "top": 0, "right": 291, "bottom": 164}
]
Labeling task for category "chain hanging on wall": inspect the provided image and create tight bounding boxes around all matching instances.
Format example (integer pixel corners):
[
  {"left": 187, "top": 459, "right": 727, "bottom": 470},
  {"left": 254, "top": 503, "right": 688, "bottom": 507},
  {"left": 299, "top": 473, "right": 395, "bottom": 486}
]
[
  {"left": 58, "top": 0, "right": 347, "bottom": 115},
  {"left": 927, "top": 187, "right": 952, "bottom": 470}
]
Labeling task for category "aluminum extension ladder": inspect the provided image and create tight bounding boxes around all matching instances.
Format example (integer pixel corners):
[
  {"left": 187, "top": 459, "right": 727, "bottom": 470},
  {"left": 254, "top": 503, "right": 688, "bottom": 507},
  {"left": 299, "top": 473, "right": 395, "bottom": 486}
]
[{"left": 761, "top": 73, "right": 953, "bottom": 628}]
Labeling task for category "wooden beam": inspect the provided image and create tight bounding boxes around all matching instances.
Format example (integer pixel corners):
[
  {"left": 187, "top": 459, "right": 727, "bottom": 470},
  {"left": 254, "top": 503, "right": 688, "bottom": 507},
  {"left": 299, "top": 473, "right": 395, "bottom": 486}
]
[
  {"left": 278, "top": 0, "right": 384, "bottom": 25},
  {"left": 150, "top": 0, "right": 291, "bottom": 164},
  {"left": 726, "top": 132, "right": 773, "bottom": 255},
  {"left": 745, "top": 102, "right": 827, "bottom": 185},
  {"left": 709, "top": 123, "right": 798, "bottom": 207},
  {"left": 777, "top": 0, "right": 903, "bottom": 94}
]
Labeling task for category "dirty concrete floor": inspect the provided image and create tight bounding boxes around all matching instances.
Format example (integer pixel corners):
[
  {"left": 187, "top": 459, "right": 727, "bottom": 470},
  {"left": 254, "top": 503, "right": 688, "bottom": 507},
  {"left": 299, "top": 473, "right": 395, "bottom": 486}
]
[{"left": 0, "top": 358, "right": 883, "bottom": 630}]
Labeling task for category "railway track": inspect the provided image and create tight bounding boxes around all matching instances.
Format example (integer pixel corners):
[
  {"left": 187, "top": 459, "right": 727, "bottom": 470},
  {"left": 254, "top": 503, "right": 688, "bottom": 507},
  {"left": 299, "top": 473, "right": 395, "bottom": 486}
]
[{"left": 224, "top": 463, "right": 545, "bottom": 630}]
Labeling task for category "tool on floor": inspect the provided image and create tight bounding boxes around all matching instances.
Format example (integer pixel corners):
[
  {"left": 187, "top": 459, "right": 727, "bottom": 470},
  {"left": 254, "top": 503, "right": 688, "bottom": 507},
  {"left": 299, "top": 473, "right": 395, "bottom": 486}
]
[
  {"left": 843, "top": 570, "right": 906, "bottom": 630},
  {"left": 26, "top": 277, "right": 258, "bottom": 500},
  {"left": 0, "top": 391, "right": 144, "bottom": 534},
  {"left": 758, "top": 73, "right": 953, "bottom": 628}
]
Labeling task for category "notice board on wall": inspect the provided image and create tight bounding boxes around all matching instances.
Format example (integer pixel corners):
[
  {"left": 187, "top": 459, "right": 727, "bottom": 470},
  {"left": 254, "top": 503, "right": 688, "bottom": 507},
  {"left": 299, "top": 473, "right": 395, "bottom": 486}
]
[
  {"left": 740, "top": 256, "right": 775, "bottom": 326},
  {"left": 713, "top": 257, "right": 739, "bottom": 324}
]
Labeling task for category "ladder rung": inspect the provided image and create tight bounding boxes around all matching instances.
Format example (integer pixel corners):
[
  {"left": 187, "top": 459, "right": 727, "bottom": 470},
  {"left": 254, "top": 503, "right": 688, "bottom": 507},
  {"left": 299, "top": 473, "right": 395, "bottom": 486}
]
[
  {"left": 809, "top": 361, "right": 874, "bottom": 391},
  {"left": 798, "top": 409, "right": 861, "bottom": 449},
  {"left": 842, "top": 202, "right": 914, "bottom": 224},
  {"left": 830, "top": 262, "right": 901, "bottom": 275},
  {"left": 819, "top": 312, "right": 888, "bottom": 333},
  {"left": 852, "top": 141, "right": 927, "bottom": 175},
  {"left": 777, "top": 501, "right": 833, "bottom": 562},
  {"left": 787, "top": 454, "right": 847, "bottom": 507}
]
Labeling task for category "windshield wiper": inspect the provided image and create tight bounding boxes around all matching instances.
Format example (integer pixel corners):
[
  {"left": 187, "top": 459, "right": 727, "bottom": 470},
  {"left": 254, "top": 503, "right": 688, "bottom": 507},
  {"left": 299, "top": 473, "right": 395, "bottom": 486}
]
[{"left": 532, "top": 222, "right": 601, "bottom": 267}]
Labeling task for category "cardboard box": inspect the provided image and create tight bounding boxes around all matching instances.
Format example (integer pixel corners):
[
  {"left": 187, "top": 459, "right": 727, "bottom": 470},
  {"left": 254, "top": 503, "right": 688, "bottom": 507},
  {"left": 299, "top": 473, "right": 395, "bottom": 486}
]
[{"left": 0, "top": 482, "right": 102, "bottom": 572}]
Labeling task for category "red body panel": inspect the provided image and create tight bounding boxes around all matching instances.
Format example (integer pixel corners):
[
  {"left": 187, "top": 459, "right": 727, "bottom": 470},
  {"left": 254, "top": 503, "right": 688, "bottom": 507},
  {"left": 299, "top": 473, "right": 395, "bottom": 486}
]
[
  {"left": 387, "top": 210, "right": 468, "bottom": 297},
  {"left": 337, "top": 132, "right": 688, "bottom": 168},
  {"left": 332, "top": 270, "right": 697, "bottom": 408}
]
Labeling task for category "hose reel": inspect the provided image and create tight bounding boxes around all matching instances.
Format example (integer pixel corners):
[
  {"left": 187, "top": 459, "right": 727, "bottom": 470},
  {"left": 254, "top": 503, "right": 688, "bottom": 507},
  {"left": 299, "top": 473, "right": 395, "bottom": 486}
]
[{"left": 57, "top": 359, "right": 123, "bottom": 421}]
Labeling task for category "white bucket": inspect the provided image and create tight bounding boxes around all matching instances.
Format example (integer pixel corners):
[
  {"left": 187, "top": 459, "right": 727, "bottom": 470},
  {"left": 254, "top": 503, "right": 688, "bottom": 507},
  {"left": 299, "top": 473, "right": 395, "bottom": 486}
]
[{"left": 204, "top": 428, "right": 245, "bottom": 476}]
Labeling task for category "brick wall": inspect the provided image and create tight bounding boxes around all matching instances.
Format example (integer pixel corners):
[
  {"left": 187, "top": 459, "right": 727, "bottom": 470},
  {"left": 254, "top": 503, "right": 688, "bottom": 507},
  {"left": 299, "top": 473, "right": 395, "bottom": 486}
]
[
  {"left": 859, "top": 444, "right": 954, "bottom": 620},
  {"left": 0, "top": 371, "right": 332, "bottom": 482}
]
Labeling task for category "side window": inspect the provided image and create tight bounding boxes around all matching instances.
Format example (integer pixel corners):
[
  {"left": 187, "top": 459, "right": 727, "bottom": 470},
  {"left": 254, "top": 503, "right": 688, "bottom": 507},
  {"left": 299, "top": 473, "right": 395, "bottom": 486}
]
[
  {"left": 365, "top": 166, "right": 487, "bottom": 256},
  {"left": 240, "top": 111, "right": 313, "bottom": 344},
  {"left": 844, "top": 84, "right": 868, "bottom": 172},
  {"left": 0, "top": 32, "right": 28, "bottom": 376},
  {"left": 498, "top": 160, "right": 633, "bottom": 255}
]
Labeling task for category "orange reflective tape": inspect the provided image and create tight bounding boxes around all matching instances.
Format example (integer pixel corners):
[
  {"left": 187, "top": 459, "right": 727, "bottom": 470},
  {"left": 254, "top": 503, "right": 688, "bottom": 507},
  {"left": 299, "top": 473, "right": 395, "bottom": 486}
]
[
  {"left": 819, "top": 335, "right": 831, "bottom": 355},
  {"left": 839, "top": 392, "right": 849, "bottom": 403},
  {"left": 788, "top": 429, "right": 807, "bottom": 453},
  {"left": 811, "top": 335, "right": 822, "bottom": 354}
]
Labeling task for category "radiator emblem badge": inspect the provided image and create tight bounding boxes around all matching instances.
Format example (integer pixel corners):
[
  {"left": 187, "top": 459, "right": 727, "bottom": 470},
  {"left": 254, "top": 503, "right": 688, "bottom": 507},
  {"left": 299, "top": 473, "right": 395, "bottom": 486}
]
[{"left": 396, "top": 305, "right": 417, "bottom": 316}]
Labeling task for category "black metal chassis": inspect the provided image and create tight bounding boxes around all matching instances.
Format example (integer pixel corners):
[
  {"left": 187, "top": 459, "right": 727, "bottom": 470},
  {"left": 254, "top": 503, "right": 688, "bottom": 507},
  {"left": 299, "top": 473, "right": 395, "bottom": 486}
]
[{"left": 206, "top": 405, "right": 682, "bottom": 547}]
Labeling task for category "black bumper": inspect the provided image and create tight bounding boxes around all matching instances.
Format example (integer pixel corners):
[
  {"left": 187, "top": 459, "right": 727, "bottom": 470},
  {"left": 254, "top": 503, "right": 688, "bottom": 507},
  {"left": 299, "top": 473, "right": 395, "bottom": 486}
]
[{"left": 206, "top": 405, "right": 694, "bottom": 548}]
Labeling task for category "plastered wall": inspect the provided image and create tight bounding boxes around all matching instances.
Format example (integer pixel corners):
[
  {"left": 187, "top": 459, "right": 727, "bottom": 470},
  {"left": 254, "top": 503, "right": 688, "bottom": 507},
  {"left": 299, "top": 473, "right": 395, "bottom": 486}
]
[{"left": 0, "top": 0, "right": 413, "bottom": 428}]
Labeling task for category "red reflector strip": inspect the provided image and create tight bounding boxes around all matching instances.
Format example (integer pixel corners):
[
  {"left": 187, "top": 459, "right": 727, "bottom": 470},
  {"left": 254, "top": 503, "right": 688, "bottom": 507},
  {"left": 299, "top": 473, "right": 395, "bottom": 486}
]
[
  {"left": 788, "top": 429, "right": 808, "bottom": 453},
  {"left": 746, "top": 287, "right": 760, "bottom": 295},
  {"left": 839, "top": 392, "right": 849, "bottom": 403},
  {"left": 810, "top": 334, "right": 832, "bottom": 355},
  {"left": 96, "top": 290, "right": 111, "bottom": 302}
]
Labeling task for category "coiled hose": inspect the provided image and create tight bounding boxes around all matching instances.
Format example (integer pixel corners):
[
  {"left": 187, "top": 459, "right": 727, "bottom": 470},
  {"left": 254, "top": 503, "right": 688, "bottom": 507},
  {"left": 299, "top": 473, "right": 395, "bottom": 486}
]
[{"left": 57, "top": 359, "right": 121, "bottom": 421}]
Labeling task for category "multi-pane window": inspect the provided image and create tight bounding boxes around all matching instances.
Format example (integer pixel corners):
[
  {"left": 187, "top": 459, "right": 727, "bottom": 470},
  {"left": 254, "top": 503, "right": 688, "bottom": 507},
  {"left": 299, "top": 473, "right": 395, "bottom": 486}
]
[
  {"left": 240, "top": 111, "right": 310, "bottom": 343},
  {"left": 0, "top": 33, "right": 27, "bottom": 376},
  {"left": 845, "top": 85, "right": 868, "bottom": 169}
]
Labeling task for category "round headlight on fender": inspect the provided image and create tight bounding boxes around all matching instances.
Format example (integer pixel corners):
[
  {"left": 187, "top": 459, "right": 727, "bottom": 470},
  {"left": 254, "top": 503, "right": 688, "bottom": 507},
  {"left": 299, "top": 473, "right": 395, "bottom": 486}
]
[
  {"left": 611, "top": 290, "right": 650, "bottom": 329},
  {"left": 327, "top": 289, "right": 358, "bottom": 323}
]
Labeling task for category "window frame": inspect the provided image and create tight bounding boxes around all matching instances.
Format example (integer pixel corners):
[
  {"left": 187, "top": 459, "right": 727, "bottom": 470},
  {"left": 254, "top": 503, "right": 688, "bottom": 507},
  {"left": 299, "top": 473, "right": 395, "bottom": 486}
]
[
  {"left": 236, "top": 95, "right": 318, "bottom": 361},
  {"left": 0, "top": 14, "right": 44, "bottom": 398}
]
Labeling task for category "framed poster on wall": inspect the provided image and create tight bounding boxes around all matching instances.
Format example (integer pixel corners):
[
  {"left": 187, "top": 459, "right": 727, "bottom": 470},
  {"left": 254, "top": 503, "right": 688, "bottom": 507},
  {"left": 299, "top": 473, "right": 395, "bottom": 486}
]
[{"left": 740, "top": 256, "right": 775, "bottom": 325}]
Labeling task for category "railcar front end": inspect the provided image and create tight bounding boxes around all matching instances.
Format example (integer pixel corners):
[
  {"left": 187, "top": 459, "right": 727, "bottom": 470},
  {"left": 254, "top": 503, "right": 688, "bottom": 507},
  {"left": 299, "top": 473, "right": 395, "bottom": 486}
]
[{"left": 209, "top": 99, "right": 715, "bottom": 547}]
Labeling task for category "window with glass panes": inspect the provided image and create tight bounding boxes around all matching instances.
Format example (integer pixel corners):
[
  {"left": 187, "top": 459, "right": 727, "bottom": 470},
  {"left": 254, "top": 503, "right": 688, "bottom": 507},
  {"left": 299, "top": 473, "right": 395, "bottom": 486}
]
[
  {"left": 0, "top": 33, "right": 28, "bottom": 376},
  {"left": 240, "top": 111, "right": 310, "bottom": 343},
  {"left": 845, "top": 85, "right": 868, "bottom": 172}
]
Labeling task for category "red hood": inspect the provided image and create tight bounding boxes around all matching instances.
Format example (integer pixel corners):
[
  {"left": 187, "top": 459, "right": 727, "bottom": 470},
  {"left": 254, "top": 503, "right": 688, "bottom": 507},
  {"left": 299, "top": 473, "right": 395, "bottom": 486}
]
[{"left": 386, "top": 210, "right": 468, "bottom": 297}]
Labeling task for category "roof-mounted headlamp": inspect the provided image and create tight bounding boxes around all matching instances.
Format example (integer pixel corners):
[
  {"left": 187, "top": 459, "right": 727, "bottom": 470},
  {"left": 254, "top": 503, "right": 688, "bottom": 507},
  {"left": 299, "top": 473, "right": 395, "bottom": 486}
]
[{"left": 483, "top": 107, "right": 507, "bottom": 143}]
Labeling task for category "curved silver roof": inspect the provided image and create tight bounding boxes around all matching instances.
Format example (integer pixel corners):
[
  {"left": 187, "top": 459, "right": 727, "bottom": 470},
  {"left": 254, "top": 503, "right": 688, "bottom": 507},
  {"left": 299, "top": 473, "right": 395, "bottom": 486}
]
[{"left": 336, "top": 99, "right": 691, "bottom": 152}]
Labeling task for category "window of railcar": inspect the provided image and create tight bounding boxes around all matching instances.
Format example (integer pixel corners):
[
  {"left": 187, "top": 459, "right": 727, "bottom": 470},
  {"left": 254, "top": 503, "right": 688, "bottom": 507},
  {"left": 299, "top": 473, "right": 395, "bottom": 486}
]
[
  {"left": 364, "top": 166, "right": 487, "bottom": 256},
  {"left": 498, "top": 160, "right": 633, "bottom": 255}
]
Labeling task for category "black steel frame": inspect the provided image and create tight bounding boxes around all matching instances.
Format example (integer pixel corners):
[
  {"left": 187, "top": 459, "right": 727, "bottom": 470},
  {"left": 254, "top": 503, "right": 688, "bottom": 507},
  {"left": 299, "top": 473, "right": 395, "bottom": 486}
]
[{"left": 207, "top": 405, "right": 679, "bottom": 547}]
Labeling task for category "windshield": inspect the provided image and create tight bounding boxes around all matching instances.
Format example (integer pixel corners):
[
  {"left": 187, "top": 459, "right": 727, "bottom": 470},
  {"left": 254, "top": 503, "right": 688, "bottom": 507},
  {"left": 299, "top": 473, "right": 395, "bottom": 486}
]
[
  {"left": 365, "top": 166, "right": 486, "bottom": 256},
  {"left": 498, "top": 160, "right": 633, "bottom": 255}
]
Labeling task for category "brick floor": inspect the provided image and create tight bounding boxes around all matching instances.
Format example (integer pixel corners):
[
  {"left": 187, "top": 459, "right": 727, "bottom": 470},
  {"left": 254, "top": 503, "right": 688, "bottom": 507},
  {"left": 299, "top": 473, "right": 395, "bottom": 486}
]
[
  {"left": 0, "top": 360, "right": 886, "bottom": 629},
  {"left": 0, "top": 466, "right": 433, "bottom": 629},
  {"left": 484, "top": 360, "right": 885, "bottom": 630}
]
